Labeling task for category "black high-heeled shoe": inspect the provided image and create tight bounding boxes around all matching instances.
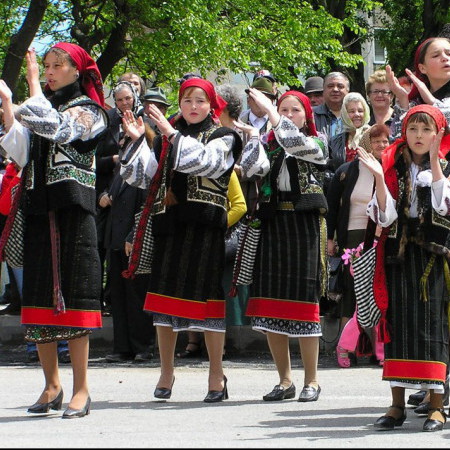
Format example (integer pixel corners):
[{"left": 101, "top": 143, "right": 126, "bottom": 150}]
[
  {"left": 154, "top": 377, "right": 175, "bottom": 399},
  {"left": 204, "top": 375, "right": 228, "bottom": 403},
  {"left": 423, "top": 407, "right": 447, "bottom": 432},
  {"left": 27, "top": 389, "right": 64, "bottom": 414},
  {"left": 62, "top": 396, "right": 91, "bottom": 419},
  {"left": 374, "top": 405, "right": 406, "bottom": 430}
]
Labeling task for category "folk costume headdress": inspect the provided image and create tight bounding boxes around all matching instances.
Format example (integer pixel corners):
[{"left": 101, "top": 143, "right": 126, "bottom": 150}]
[
  {"left": 178, "top": 78, "right": 227, "bottom": 123},
  {"left": 49, "top": 42, "right": 105, "bottom": 107}
]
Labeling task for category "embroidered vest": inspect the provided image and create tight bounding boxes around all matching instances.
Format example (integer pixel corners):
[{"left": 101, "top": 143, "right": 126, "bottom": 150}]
[
  {"left": 152, "top": 125, "right": 237, "bottom": 233},
  {"left": 23, "top": 96, "right": 105, "bottom": 215},
  {"left": 386, "top": 159, "right": 450, "bottom": 261}
]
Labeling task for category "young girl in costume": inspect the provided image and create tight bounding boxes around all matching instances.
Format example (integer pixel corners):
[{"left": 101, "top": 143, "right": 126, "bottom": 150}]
[
  {"left": 0, "top": 43, "right": 107, "bottom": 418},
  {"left": 119, "top": 78, "right": 242, "bottom": 402},
  {"left": 358, "top": 104, "right": 450, "bottom": 432}
]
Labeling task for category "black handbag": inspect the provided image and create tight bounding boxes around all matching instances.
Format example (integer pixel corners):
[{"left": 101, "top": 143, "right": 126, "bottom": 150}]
[
  {"left": 225, "top": 221, "right": 243, "bottom": 263},
  {"left": 327, "top": 255, "right": 343, "bottom": 301}
]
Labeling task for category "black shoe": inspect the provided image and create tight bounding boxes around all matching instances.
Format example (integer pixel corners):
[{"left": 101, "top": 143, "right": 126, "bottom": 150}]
[
  {"left": 204, "top": 376, "right": 228, "bottom": 403},
  {"left": 414, "top": 402, "right": 429, "bottom": 416},
  {"left": 374, "top": 405, "right": 406, "bottom": 430},
  {"left": 263, "top": 383, "right": 296, "bottom": 401},
  {"left": 27, "top": 389, "right": 64, "bottom": 414},
  {"left": 176, "top": 342, "right": 202, "bottom": 358},
  {"left": 154, "top": 377, "right": 175, "bottom": 400},
  {"left": 62, "top": 396, "right": 91, "bottom": 419},
  {"left": 423, "top": 408, "right": 446, "bottom": 432},
  {"left": 134, "top": 351, "right": 154, "bottom": 362},
  {"left": 58, "top": 350, "right": 71, "bottom": 364},
  {"left": 105, "top": 353, "right": 134, "bottom": 363},
  {"left": 407, "top": 389, "right": 427, "bottom": 406},
  {"left": 27, "top": 351, "right": 39, "bottom": 363},
  {"left": 298, "top": 385, "right": 321, "bottom": 402},
  {"left": 0, "top": 304, "right": 20, "bottom": 315}
]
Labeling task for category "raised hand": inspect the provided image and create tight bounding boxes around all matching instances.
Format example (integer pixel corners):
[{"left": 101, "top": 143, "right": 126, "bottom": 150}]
[
  {"left": 0, "top": 80, "right": 12, "bottom": 103},
  {"left": 122, "top": 110, "right": 145, "bottom": 142},
  {"left": 357, "top": 146, "right": 384, "bottom": 179},
  {"left": 25, "top": 48, "right": 42, "bottom": 96},
  {"left": 247, "top": 88, "right": 276, "bottom": 115},
  {"left": 145, "top": 103, "right": 176, "bottom": 137},
  {"left": 386, "top": 65, "right": 409, "bottom": 109},
  {"left": 233, "top": 120, "right": 259, "bottom": 138},
  {"left": 405, "top": 68, "right": 436, "bottom": 105}
]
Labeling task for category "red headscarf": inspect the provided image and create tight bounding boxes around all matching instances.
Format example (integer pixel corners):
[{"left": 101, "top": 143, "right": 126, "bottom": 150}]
[
  {"left": 382, "top": 104, "right": 450, "bottom": 173},
  {"left": 277, "top": 90, "right": 318, "bottom": 136},
  {"left": 49, "top": 42, "right": 105, "bottom": 107},
  {"left": 178, "top": 78, "right": 227, "bottom": 123}
]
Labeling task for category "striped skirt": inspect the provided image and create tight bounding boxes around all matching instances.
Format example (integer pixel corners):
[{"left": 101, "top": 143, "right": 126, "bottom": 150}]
[
  {"left": 246, "top": 210, "right": 325, "bottom": 337},
  {"left": 144, "top": 220, "right": 226, "bottom": 331},
  {"left": 383, "top": 242, "right": 449, "bottom": 392}
]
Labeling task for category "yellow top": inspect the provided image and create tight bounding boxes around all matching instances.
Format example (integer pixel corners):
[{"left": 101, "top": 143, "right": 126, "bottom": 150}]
[{"left": 227, "top": 171, "right": 247, "bottom": 227}]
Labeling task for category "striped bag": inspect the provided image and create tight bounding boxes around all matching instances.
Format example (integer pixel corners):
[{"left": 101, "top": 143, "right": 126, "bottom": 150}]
[
  {"left": 352, "top": 243, "right": 381, "bottom": 328},
  {"left": 228, "top": 217, "right": 261, "bottom": 296}
]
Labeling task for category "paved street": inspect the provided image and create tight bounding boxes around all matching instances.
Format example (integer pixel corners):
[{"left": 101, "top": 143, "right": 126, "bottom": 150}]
[{"left": 0, "top": 346, "right": 448, "bottom": 448}]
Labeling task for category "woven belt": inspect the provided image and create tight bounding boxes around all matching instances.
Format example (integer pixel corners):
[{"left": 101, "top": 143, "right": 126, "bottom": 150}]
[{"left": 277, "top": 201, "right": 295, "bottom": 211}]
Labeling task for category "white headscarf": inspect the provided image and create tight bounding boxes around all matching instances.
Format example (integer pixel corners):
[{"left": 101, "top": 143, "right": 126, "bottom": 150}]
[{"left": 341, "top": 92, "right": 371, "bottom": 149}]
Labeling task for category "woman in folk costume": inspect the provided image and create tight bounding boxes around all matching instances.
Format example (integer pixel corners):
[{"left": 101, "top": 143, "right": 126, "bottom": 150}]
[
  {"left": 359, "top": 104, "right": 450, "bottom": 432},
  {"left": 235, "top": 89, "right": 327, "bottom": 403},
  {"left": 119, "top": 78, "right": 242, "bottom": 402},
  {"left": 0, "top": 43, "right": 107, "bottom": 418},
  {"left": 387, "top": 37, "right": 450, "bottom": 140}
]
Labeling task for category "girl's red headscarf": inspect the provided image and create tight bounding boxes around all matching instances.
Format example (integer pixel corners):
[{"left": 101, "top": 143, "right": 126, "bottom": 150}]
[
  {"left": 49, "top": 42, "right": 105, "bottom": 108},
  {"left": 277, "top": 90, "right": 318, "bottom": 136},
  {"left": 178, "top": 78, "right": 227, "bottom": 123},
  {"left": 382, "top": 104, "right": 450, "bottom": 173}
]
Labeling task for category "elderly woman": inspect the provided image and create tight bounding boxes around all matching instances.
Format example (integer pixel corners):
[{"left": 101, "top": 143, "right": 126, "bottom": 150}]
[{"left": 327, "top": 92, "right": 371, "bottom": 173}]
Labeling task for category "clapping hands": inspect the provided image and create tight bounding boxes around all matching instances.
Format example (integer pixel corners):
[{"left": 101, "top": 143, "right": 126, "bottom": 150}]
[{"left": 122, "top": 110, "right": 145, "bottom": 141}]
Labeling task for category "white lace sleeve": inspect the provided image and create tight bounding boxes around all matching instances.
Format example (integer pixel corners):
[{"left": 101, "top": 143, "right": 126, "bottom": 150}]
[
  {"left": 239, "top": 137, "right": 269, "bottom": 179},
  {"left": 431, "top": 178, "right": 450, "bottom": 215},
  {"left": 366, "top": 189, "right": 397, "bottom": 227},
  {"left": 18, "top": 94, "right": 106, "bottom": 144},
  {"left": 119, "top": 136, "right": 158, "bottom": 189},
  {"left": 0, "top": 120, "right": 31, "bottom": 168},
  {"left": 172, "top": 132, "right": 236, "bottom": 179},
  {"left": 273, "top": 115, "right": 327, "bottom": 165}
]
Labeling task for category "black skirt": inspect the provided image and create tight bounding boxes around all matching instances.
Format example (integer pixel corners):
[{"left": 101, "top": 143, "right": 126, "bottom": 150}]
[{"left": 21, "top": 205, "right": 102, "bottom": 329}]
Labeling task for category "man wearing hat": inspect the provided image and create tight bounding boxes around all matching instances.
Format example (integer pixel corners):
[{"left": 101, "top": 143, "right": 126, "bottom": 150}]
[
  {"left": 142, "top": 87, "right": 172, "bottom": 133},
  {"left": 304, "top": 76, "right": 324, "bottom": 107},
  {"left": 239, "top": 77, "right": 277, "bottom": 136}
]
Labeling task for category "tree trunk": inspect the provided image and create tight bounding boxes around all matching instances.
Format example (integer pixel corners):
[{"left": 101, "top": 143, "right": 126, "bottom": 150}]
[{"left": 1, "top": 0, "right": 48, "bottom": 97}]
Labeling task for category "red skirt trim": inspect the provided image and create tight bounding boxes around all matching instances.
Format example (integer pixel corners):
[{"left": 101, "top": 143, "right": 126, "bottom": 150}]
[
  {"left": 21, "top": 307, "right": 102, "bottom": 328},
  {"left": 383, "top": 359, "right": 447, "bottom": 383},
  {"left": 246, "top": 297, "right": 320, "bottom": 323},
  {"left": 144, "top": 292, "right": 225, "bottom": 320}
]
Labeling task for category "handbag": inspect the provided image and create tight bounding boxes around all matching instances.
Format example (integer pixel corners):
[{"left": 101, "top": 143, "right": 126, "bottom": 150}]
[
  {"left": 352, "top": 219, "right": 382, "bottom": 328},
  {"left": 225, "top": 221, "right": 243, "bottom": 263},
  {"left": 327, "top": 255, "right": 343, "bottom": 302},
  {"left": 232, "top": 217, "right": 261, "bottom": 285},
  {"left": 127, "top": 209, "right": 154, "bottom": 275}
]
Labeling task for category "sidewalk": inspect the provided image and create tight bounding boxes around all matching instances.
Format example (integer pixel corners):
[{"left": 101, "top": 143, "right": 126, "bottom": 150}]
[{"left": 1, "top": 353, "right": 448, "bottom": 448}]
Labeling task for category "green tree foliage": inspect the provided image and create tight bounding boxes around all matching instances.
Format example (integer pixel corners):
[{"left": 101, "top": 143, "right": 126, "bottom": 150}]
[{"left": 378, "top": 0, "right": 450, "bottom": 74}]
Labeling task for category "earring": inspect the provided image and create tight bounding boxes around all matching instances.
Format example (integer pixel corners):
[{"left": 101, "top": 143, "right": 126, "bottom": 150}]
[{"left": 76, "top": 72, "right": 79, "bottom": 79}]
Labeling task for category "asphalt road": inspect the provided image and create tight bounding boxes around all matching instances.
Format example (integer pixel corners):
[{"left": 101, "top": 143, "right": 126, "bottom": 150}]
[{"left": 0, "top": 345, "right": 449, "bottom": 448}]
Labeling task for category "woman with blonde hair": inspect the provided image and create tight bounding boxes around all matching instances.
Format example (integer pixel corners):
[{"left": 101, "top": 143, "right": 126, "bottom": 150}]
[{"left": 365, "top": 69, "right": 394, "bottom": 126}]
